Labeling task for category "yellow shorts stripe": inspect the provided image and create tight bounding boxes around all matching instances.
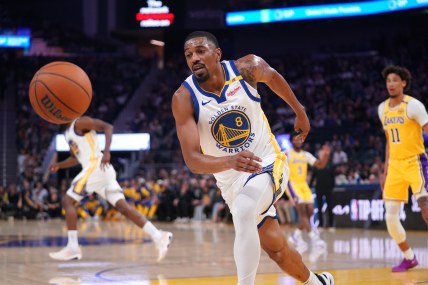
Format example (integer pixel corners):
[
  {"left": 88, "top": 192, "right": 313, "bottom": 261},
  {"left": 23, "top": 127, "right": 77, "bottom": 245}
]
[{"left": 74, "top": 160, "right": 97, "bottom": 194}]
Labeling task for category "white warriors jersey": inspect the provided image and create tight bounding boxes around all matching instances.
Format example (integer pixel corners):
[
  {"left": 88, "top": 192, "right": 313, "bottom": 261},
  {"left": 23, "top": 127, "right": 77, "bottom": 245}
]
[
  {"left": 64, "top": 119, "right": 103, "bottom": 168},
  {"left": 182, "top": 60, "right": 283, "bottom": 186}
]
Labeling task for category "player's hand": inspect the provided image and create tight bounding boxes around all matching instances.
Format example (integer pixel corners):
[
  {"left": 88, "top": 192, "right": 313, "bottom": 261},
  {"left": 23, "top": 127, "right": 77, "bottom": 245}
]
[
  {"left": 49, "top": 163, "right": 60, "bottom": 173},
  {"left": 101, "top": 151, "right": 111, "bottom": 171},
  {"left": 294, "top": 110, "right": 310, "bottom": 142},
  {"left": 380, "top": 171, "right": 387, "bottom": 191},
  {"left": 320, "top": 143, "right": 331, "bottom": 157},
  {"left": 228, "top": 150, "right": 262, "bottom": 173}
]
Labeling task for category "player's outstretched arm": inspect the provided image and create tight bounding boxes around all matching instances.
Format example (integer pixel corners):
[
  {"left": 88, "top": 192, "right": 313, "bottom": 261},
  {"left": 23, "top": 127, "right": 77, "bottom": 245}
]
[
  {"left": 236, "top": 54, "right": 310, "bottom": 141},
  {"left": 49, "top": 154, "right": 79, "bottom": 172},
  {"left": 313, "top": 144, "right": 331, "bottom": 169},
  {"left": 172, "top": 85, "right": 262, "bottom": 174}
]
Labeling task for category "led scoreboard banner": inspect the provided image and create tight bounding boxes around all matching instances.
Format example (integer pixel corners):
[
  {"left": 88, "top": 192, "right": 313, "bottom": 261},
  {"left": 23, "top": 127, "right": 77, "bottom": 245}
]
[
  {"left": 330, "top": 186, "right": 426, "bottom": 230},
  {"left": 0, "top": 28, "right": 31, "bottom": 48},
  {"left": 226, "top": 0, "right": 428, "bottom": 26},
  {"left": 136, "top": 0, "right": 174, "bottom": 28}
]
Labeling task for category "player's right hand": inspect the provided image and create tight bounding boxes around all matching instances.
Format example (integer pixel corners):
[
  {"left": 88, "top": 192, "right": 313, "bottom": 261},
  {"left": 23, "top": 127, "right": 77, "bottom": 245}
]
[
  {"left": 294, "top": 111, "right": 310, "bottom": 142},
  {"left": 228, "top": 150, "right": 263, "bottom": 173},
  {"left": 49, "top": 163, "right": 60, "bottom": 173}
]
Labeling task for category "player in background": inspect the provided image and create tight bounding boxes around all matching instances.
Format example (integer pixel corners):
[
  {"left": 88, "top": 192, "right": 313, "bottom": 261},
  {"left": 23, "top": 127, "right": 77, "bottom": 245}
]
[
  {"left": 286, "top": 134, "right": 330, "bottom": 250},
  {"left": 48, "top": 116, "right": 172, "bottom": 262},
  {"left": 378, "top": 65, "right": 428, "bottom": 272}
]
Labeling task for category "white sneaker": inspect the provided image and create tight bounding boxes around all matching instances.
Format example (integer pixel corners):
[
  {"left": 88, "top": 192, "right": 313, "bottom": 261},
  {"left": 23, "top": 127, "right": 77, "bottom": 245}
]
[
  {"left": 49, "top": 247, "right": 82, "bottom": 261},
  {"left": 316, "top": 272, "right": 334, "bottom": 285},
  {"left": 154, "top": 231, "right": 173, "bottom": 262},
  {"left": 311, "top": 238, "right": 327, "bottom": 248},
  {"left": 288, "top": 235, "right": 308, "bottom": 253}
]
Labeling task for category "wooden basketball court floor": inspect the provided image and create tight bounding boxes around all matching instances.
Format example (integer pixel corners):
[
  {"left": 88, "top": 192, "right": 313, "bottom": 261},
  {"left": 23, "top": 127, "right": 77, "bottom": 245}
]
[{"left": 1, "top": 219, "right": 427, "bottom": 285}]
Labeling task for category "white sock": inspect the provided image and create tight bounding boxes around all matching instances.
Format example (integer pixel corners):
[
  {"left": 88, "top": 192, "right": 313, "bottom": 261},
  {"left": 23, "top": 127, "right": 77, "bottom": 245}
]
[
  {"left": 67, "top": 230, "right": 79, "bottom": 251},
  {"left": 404, "top": 248, "right": 415, "bottom": 260},
  {"left": 143, "top": 221, "right": 162, "bottom": 240},
  {"left": 304, "top": 272, "right": 321, "bottom": 285}
]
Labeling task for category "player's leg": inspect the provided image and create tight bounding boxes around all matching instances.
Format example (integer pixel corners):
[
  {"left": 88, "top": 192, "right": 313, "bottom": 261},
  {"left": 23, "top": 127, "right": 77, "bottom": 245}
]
[
  {"left": 384, "top": 160, "right": 418, "bottom": 271},
  {"left": 259, "top": 218, "right": 333, "bottom": 285},
  {"left": 409, "top": 154, "right": 428, "bottom": 225},
  {"left": 306, "top": 203, "right": 325, "bottom": 247},
  {"left": 49, "top": 184, "right": 84, "bottom": 261},
  {"left": 285, "top": 182, "right": 307, "bottom": 247},
  {"left": 104, "top": 186, "right": 173, "bottom": 262},
  {"left": 384, "top": 200, "right": 418, "bottom": 271},
  {"left": 417, "top": 195, "right": 428, "bottom": 225},
  {"left": 232, "top": 174, "right": 333, "bottom": 285},
  {"left": 231, "top": 173, "right": 272, "bottom": 285},
  {"left": 315, "top": 190, "right": 324, "bottom": 228}
]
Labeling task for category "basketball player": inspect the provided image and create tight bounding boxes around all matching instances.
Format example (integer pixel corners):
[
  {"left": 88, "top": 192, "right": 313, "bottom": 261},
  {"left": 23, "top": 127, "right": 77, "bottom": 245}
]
[
  {"left": 286, "top": 134, "right": 330, "bottom": 249},
  {"left": 378, "top": 65, "right": 428, "bottom": 272},
  {"left": 48, "top": 116, "right": 172, "bottom": 261},
  {"left": 172, "top": 31, "right": 333, "bottom": 285}
]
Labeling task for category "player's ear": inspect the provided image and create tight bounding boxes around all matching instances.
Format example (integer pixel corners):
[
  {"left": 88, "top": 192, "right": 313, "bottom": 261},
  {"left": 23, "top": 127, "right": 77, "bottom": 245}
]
[
  {"left": 402, "top": 80, "right": 407, "bottom": 89},
  {"left": 215, "top": 48, "right": 222, "bottom": 62}
]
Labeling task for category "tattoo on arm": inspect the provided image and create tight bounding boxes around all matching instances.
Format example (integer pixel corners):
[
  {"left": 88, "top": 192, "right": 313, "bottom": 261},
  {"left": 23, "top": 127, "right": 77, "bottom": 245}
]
[{"left": 238, "top": 60, "right": 257, "bottom": 87}]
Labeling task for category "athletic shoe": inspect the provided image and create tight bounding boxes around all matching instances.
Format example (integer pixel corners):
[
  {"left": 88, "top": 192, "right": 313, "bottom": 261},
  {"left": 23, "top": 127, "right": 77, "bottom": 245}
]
[
  {"left": 311, "top": 238, "right": 327, "bottom": 248},
  {"left": 316, "top": 272, "right": 334, "bottom": 285},
  {"left": 154, "top": 231, "right": 173, "bottom": 262},
  {"left": 49, "top": 247, "right": 82, "bottom": 261},
  {"left": 392, "top": 256, "right": 418, "bottom": 272}
]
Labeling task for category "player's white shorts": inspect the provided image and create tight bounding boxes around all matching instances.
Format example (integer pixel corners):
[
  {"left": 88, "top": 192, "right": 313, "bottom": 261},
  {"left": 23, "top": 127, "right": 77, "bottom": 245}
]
[
  {"left": 218, "top": 153, "right": 289, "bottom": 227},
  {"left": 66, "top": 162, "right": 124, "bottom": 206}
]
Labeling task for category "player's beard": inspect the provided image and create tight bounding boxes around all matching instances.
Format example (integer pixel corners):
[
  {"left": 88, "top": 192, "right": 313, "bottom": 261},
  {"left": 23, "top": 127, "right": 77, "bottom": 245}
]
[
  {"left": 195, "top": 72, "right": 209, "bottom": 83},
  {"left": 293, "top": 145, "right": 302, "bottom": 151}
]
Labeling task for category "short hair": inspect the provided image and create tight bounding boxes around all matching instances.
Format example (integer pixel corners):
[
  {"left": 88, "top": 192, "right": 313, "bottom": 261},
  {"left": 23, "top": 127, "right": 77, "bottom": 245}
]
[
  {"left": 382, "top": 65, "right": 411, "bottom": 90},
  {"left": 184, "top": 31, "right": 219, "bottom": 48}
]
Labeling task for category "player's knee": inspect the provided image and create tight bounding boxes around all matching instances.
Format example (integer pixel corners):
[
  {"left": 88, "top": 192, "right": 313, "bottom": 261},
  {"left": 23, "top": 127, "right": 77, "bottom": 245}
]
[
  {"left": 385, "top": 201, "right": 406, "bottom": 243},
  {"left": 232, "top": 196, "right": 256, "bottom": 222},
  {"left": 62, "top": 195, "right": 74, "bottom": 208},
  {"left": 115, "top": 199, "right": 129, "bottom": 214}
]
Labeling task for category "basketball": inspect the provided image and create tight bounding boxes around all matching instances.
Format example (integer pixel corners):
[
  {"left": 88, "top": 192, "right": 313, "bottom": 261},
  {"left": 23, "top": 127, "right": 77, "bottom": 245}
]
[{"left": 28, "top": 61, "right": 92, "bottom": 124}]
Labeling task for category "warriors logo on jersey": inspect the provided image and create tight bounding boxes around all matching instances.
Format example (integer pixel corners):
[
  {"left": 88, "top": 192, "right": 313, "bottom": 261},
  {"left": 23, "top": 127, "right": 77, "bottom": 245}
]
[{"left": 211, "top": 110, "right": 254, "bottom": 150}]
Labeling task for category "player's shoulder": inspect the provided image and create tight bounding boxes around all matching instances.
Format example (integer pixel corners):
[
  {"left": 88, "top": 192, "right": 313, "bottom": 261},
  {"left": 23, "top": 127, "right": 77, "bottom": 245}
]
[
  {"left": 235, "top": 54, "right": 264, "bottom": 70},
  {"left": 173, "top": 84, "right": 190, "bottom": 100},
  {"left": 405, "top": 95, "right": 422, "bottom": 105}
]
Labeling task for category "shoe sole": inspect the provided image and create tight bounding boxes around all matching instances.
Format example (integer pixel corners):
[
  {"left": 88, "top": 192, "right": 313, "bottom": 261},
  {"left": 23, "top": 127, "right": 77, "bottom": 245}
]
[{"left": 49, "top": 254, "right": 82, "bottom": 261}]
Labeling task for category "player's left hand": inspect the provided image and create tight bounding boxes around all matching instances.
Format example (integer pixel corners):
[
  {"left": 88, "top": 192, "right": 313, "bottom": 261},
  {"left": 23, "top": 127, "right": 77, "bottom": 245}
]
[{"left": 101, "top": 151, "right": 111, "bottom": 171}]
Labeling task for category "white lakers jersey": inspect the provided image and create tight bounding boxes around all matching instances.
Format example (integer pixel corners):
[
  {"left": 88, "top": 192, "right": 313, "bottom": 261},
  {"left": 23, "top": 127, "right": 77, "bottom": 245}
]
[
  {"left": 64, "top": 119, "right": 103, "bottom": 168},
  {"left": 182, "top": 60, "right": 283, "bottom": 185}
]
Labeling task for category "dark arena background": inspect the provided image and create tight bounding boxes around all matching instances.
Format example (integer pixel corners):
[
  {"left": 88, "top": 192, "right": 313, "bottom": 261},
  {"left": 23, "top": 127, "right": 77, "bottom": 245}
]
[{"left": 1, "top": 0, "right": 428, "bottom": 284}]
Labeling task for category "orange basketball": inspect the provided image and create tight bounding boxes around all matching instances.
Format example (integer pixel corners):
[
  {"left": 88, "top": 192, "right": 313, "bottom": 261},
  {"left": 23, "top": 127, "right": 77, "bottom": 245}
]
[{"left": 28, "top": 61, "right": 92, "bottom": 124}]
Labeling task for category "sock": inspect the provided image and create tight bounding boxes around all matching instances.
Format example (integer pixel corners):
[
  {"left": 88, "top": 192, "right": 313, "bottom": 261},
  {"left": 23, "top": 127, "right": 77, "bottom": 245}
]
[
  {"left": 403, "top": 248, "right": 415, "bottom": 260},
  {"left": 303, "top": 272, "right": 321, "bottom": 285},
  {"left": 67, "top": 230, "right": 79, "bottom": 251},
  {"left": 143, "top": 221, "right": 162, "bottom": 240}
]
